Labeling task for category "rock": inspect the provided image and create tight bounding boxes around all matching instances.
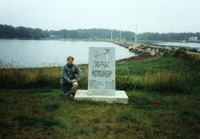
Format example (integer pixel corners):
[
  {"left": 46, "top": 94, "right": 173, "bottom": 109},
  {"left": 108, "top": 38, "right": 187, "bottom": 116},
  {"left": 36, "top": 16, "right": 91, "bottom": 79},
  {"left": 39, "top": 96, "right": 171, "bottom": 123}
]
[
  {"left": 150, "top": 49, "right": 156, "bottom": 56},
  {"left": 129, "top": 47, "right": 134, "bottom": 51},
  {"left": 145, "top": 48, "right": 151, "bottom": 53},
  {"left": 113, "top": 41, "right": 170, "bottom": 56},
  {"left": 156, "top": 49, "right": 159, "bottom": 53}
]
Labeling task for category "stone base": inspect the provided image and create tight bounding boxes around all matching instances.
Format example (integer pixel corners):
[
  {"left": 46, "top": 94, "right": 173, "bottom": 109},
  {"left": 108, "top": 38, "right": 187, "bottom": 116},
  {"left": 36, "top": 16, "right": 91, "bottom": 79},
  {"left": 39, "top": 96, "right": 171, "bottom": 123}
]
[{"left": 74, "top": 90, "right": 128, "bottom": 104}]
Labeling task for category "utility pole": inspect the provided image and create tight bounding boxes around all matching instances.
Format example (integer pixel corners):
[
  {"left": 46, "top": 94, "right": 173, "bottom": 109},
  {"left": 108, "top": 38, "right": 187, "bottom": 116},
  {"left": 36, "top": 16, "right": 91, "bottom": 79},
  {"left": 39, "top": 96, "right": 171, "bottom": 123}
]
[
  {"left": 79, "top": 30, "right": 80, "bottom": 39},
  {"left": 111, "top": 30, "right": 112, "bottom": 42},
  {"left": 120, "top": 30, "right": 121, "bottom": 42},
  {"left": 170, "top": 32, "right": 172, "bottom": 41},
  {"left": 134, "top": 22, "right": 137, "bottom": 49},
  {"left": 63, "top": 30, "right": 65, "bottom": 40}
]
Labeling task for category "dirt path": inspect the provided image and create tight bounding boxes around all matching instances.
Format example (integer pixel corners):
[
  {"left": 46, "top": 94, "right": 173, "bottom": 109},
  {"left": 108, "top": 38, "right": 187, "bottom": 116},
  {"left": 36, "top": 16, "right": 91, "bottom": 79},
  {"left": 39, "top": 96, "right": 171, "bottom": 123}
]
[
  {"left": 116, "top": 54, "right": 162, "bottom": 64},
  {"left": 187, "top": 51, "right": 200, "bottom": 56}
]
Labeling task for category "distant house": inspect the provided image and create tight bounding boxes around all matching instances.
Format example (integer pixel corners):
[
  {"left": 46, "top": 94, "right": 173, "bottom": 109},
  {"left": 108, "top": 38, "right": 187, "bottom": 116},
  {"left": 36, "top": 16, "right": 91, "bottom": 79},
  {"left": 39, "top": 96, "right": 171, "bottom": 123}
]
[
  {"left": 189, "top": 37, "right": 198, "bottom": 41},
  {"left": 50, "top": 35, "right": 59, "bottom": 38}
]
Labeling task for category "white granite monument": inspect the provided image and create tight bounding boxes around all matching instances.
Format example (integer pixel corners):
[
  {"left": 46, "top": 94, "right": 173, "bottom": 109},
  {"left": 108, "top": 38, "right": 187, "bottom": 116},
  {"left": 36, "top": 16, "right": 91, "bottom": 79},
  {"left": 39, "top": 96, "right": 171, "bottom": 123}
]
[
  {"left": 88, "top": 47, "right": 115, "bottom": 96},
  {"left": 74, "top": 47, "right": 128, "bottom": 104}
]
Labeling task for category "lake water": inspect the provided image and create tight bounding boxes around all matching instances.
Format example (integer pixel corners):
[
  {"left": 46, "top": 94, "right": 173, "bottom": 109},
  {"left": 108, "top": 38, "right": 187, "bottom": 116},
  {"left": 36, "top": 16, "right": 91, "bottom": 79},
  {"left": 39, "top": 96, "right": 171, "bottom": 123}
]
[
  {"left": 151, "top": 42, "right": 200, "bottom": 51},
  {"left": 0, "top": 39, "right": 136, "bottom": 68}
]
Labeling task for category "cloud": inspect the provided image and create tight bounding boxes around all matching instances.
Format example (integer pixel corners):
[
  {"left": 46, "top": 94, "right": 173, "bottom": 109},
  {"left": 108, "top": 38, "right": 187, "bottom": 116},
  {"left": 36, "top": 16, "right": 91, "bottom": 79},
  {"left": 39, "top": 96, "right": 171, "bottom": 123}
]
[{"left": 0, "top": 0, "right": 200, "bottom": 32}]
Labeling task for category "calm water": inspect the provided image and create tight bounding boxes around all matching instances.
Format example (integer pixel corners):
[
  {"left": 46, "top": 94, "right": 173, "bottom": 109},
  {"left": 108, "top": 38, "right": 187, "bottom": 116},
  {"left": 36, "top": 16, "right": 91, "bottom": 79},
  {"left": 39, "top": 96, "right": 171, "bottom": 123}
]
[
  {"left": 0, "top": 39, "right": 136, "bottom": 68},
  {"left": 151, "top": 42, "right": 200, "bottom": 51}
]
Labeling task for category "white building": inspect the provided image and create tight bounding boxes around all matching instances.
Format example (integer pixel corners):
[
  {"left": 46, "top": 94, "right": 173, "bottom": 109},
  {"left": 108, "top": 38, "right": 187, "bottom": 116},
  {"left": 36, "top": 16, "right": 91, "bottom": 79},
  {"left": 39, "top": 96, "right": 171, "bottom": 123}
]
[{"left": 189, "top": 37, "right": 198, "bottom": 41}]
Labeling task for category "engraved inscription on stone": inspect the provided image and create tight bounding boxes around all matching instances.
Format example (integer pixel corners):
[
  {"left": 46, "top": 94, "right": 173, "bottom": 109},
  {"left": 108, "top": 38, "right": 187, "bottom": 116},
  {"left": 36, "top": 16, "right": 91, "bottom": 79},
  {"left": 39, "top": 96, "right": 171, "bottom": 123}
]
[
  {"left": 92, "top": 70, "right": 112, "bottom": 77},
  {"left": 88, "top": 47, "right": 115, "bottom": 96}
]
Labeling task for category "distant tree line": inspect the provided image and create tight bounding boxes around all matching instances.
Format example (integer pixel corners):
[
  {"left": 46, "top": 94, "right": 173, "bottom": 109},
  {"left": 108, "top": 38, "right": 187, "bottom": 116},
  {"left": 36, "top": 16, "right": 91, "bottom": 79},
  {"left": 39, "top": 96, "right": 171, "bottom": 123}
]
[
  {"left": 0, "top": 24, "right": 200, "bottom": 41},
  {"left": 137, "top": 32, "right": 200, "bottom": 41},
  {"left": 0, "top": 24, "right": 49, "bottom": 38}
]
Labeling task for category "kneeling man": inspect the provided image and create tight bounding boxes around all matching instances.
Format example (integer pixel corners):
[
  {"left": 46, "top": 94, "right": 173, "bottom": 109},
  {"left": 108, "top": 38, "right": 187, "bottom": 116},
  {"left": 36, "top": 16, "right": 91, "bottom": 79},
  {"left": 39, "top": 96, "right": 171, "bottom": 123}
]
[{"left": 60, "top": 56, "right": 82, "bottom": 98}]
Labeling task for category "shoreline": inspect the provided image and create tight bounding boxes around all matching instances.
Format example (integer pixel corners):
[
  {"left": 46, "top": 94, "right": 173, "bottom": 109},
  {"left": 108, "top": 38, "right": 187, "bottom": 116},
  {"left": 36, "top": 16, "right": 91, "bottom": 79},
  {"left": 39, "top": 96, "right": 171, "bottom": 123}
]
[
  {"left": 113, "top": 41, "right": 170, "bottom": 64},
  {"left": 116, "top": 54, "right": 162, "bottom": 64}
]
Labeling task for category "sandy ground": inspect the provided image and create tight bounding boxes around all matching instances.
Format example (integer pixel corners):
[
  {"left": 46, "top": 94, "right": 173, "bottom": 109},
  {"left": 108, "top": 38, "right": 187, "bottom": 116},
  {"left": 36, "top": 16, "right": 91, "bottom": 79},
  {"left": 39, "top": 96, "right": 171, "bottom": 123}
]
[
  {"left": 116, "top": 51, "right": 200, "bottom": 64},
  {"left": 187, "top": 51, "right": 200, "bottom": 56},
  {"left": 116, "top": 54, "right": 162, "bottom": 64}
]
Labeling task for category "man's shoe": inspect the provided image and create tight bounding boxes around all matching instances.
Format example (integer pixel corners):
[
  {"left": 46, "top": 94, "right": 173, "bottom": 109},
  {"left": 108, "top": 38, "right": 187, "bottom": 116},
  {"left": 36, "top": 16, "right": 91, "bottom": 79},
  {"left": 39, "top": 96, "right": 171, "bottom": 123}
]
[
  {"left": 60, "top": 93, "right": 70, "bottom": 98},
  {"left": 70, "top": 92, "right": 75, "bottom": 98}
]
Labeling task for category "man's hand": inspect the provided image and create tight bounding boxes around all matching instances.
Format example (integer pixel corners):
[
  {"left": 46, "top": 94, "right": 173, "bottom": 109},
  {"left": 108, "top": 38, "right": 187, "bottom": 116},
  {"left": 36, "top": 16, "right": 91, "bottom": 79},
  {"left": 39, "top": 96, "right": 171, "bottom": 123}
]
[{"left": 72, "top": 79, "right": 77, "bottom": 83}]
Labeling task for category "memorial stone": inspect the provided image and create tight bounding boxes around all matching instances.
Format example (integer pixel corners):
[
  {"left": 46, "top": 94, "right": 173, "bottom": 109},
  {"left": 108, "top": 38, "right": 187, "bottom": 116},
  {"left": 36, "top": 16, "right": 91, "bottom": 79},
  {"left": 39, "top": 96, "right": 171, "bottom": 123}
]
[
  {"left": 88, "top": 47, "right": 115, "bottom": 96},
  {"left": 74, "top": 46, "right": 128, "bottom": 104}
]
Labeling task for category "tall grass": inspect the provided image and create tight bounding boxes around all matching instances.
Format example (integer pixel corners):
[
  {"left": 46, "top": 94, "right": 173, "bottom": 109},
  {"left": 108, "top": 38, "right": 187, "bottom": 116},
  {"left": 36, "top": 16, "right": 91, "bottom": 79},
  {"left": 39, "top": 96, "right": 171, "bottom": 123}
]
[
  {"left": 0, "top": 59, "right": 13, "bottom": 69},
  {"left": 116, "top": 70, "right": 193, "bottom": 93},
  {"left": 0, "top": 66, "right": 88, "bottom": 89}
]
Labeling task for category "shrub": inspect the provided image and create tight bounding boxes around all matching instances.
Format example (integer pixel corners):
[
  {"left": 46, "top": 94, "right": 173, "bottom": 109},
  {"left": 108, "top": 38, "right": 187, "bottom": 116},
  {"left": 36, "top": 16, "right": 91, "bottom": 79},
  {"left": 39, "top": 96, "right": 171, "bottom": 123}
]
[
  {"left": 174, "top": 47, "right": 187, "bottom": 57},
  {"left": 188, "top": 48, "right": 198, "bottom": 52}
]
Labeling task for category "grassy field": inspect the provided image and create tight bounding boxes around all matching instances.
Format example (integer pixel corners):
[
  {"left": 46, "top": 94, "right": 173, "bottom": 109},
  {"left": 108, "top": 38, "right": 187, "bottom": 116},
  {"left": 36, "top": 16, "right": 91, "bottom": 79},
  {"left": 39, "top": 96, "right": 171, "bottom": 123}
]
[
  {"left": 0, "top": 48, "right": 200, "bottom": 138},
  {"left": 0, "top": 89, "right": 199, "bottom": 138}
]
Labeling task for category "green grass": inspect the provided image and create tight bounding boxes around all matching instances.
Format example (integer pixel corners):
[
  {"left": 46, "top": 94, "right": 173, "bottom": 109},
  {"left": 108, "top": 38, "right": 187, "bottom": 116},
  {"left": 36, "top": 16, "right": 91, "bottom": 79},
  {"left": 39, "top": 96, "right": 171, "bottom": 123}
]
[
  {"left": 0, "top": 48, "right": 200, "bottom": 138},
  {"left": 0, "top": 89, "right": 199, "bottom": 138}
]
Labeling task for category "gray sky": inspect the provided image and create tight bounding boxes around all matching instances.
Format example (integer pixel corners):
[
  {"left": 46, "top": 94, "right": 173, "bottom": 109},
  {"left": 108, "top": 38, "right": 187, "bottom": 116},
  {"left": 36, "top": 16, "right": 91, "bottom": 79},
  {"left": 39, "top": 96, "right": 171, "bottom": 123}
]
[{"left": 0, "top": 0, "right": 200, "bottom": 33}]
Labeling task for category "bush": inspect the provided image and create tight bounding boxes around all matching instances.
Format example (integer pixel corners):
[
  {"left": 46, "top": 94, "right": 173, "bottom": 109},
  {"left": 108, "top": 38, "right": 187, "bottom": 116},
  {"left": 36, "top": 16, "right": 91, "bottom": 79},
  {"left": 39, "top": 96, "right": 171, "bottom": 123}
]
[
  {"left": 174, "top": 47, "right": 187, "bottom": 57},
  {"left": 188, "top": 48, "right": 198, "bottom": 52}
]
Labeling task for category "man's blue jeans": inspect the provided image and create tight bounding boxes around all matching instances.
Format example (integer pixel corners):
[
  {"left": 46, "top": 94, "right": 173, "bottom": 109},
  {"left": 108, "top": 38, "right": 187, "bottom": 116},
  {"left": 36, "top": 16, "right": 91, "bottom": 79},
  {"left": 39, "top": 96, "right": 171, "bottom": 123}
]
[{"left": 61, "top": 83, "right": 72, "bottom": 94}]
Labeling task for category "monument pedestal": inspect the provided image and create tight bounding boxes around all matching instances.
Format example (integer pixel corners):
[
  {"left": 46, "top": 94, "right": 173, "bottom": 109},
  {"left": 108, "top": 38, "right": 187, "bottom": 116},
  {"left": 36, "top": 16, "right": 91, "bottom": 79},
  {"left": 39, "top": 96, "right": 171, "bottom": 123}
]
[
  {"left": 74, "top": 90, "right": 129, "bottom": 104},
  {"left": 75, "top": 47, "right": 129, "bottom": 104}
]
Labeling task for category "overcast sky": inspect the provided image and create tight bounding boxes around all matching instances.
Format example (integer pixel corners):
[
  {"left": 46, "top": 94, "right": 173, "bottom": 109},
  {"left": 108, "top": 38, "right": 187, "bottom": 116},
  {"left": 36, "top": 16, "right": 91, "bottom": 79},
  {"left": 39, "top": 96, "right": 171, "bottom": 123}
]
[{"left": 0, "top": 0, "right": 200, "bottom": 33}]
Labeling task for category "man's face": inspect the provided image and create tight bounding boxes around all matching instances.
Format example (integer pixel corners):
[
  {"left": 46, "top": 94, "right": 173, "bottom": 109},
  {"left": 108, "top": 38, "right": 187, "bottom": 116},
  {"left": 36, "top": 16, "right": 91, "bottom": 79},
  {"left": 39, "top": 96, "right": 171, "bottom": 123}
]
[{"left": 67, "top": 58, "right": 73, "bottom": 66}]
